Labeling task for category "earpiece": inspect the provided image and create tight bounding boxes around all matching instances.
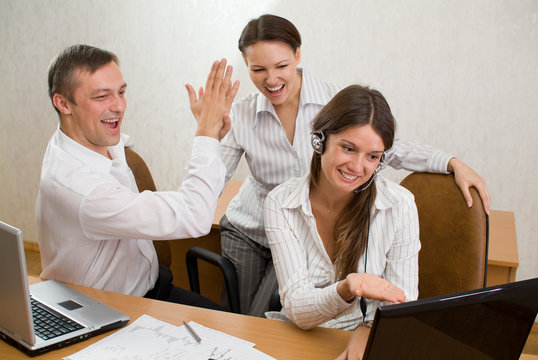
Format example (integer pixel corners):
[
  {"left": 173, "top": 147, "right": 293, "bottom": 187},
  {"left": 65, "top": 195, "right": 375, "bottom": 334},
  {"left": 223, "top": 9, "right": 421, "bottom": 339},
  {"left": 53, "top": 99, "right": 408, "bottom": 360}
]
[
  {"left": 311, "top": 131, "right": 325, "bottom": 155},
  {"left": 353, "top": 152, "right": 386, "bottom": 194},
  {"left": 378, "top": 153, "right": 386, "bottom": 170}
]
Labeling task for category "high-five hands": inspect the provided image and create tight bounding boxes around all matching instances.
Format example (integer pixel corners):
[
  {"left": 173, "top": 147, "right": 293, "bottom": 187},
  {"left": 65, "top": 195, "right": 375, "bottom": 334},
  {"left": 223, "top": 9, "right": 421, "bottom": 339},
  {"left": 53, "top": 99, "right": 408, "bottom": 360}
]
[{"left": 185, "top": 59, "right": 240, "bottom": 140}]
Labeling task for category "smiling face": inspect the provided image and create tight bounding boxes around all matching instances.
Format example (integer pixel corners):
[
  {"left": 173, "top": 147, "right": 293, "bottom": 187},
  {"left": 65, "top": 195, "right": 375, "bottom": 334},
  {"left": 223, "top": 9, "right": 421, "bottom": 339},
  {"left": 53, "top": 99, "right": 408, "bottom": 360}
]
[
  {"left": 243, "top": 40, "right": 301, "bottom": 108},
  {"left": 319, "top": 125, "right": 385, "bottom": 195},
  {"left": 54, "top": 61, "right": 126, "bottom": 158}
]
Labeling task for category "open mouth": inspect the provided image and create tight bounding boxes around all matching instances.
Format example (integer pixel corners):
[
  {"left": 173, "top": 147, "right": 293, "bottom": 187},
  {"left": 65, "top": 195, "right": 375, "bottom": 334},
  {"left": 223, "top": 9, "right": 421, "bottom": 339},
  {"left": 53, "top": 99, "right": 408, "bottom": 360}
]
[
  {"left": 265, "top": 84, "right": 285, "bottom": 96},
  {"left": 339, "top": 169, "right": 358, "bottom": 182},
  {"left": 101, "top": 119, "right": 119, "bottom": 129}
]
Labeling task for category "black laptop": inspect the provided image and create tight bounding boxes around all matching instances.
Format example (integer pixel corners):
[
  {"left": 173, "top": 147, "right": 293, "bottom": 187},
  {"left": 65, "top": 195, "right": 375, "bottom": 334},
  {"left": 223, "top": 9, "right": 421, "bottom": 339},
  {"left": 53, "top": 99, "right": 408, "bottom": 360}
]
[{"left": 364, "top": 278, "right": 538, "bottom": 360}]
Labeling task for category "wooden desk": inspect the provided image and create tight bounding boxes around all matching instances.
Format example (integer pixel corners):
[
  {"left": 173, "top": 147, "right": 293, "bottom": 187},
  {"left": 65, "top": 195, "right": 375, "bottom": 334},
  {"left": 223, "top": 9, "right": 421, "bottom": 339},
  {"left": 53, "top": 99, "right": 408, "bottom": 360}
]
[
  {"left": 3, "top": 278, "right": 535, "bottom": 359},
  {"left": 0, "top": 277, "right": 351, "bottom": 359},
  {"left": 169, "top": 181, "right": 520, "bottom": 302}
]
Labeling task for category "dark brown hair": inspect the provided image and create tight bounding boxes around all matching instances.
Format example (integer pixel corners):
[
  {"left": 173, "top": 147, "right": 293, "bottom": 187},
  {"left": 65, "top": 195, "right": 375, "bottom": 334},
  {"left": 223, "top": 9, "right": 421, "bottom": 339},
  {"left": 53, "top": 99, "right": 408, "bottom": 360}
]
[
  {"left": 238, "top": 14, "right": 302, "bottom": 55},
  {"left": 310, "top": 84, "right": 396, "bottom": 280},
  {"left": 48, "top": 44, "right": 119, "bottom": 111}
]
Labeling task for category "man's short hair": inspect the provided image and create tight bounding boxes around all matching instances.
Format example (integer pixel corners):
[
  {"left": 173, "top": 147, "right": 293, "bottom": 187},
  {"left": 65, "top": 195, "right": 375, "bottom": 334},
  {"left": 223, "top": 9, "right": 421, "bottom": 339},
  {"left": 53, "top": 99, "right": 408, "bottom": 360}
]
[{"left": 48, "top": 44, "right": 119, "bottom": 112}]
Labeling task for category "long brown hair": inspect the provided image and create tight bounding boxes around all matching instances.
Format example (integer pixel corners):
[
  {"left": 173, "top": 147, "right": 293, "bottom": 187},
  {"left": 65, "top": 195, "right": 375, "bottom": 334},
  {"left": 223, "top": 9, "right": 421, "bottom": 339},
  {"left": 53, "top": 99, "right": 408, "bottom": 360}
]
[{"left": 310, "top": 85, "right": 396, "bottom": 280}]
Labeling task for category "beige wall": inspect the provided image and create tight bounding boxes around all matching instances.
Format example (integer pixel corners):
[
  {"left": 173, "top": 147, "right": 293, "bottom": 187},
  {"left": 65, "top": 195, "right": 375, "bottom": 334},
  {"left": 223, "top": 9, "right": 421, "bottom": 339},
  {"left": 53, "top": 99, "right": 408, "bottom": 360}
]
[{"left": 1, "top": 0, "right": 537, "bottom": 282}]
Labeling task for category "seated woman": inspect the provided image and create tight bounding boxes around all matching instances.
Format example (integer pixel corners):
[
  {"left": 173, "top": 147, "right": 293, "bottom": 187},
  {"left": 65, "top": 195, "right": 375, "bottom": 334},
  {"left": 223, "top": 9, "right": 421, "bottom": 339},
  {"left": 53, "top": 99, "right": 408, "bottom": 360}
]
[{"left": 264, "top": 84, "right": 417, "bottom": 334}]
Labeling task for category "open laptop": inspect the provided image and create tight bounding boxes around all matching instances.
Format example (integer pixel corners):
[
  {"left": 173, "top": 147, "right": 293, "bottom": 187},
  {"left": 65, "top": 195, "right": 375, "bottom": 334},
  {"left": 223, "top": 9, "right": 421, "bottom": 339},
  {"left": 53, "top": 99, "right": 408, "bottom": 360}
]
[
  {"left": 0, "top": 220, "right": 130, "bottom": 356},
  {"left": 363, "top": 277, "right": 538, "bottom": 360}
]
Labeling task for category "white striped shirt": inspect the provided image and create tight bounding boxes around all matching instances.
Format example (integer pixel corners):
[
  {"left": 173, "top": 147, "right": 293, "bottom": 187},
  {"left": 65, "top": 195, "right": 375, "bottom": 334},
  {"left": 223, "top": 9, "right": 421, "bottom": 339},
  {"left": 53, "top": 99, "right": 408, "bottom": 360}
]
[
  {"left": 264, "top": 175, "right": 420, "bottom": 331},
  {"left": 221, "top": 68, "right": 451, "bottom": 247}
]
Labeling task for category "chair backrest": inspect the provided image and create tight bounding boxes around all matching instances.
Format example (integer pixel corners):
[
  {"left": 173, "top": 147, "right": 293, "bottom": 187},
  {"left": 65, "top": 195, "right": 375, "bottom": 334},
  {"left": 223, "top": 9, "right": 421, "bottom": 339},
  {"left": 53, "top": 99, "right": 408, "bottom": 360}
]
[
  {"left": 399, "top": 172, "right": 488, "bottom": 299},
  {"left": 124, "top": 147, "right": 171, "bottom": 267}
]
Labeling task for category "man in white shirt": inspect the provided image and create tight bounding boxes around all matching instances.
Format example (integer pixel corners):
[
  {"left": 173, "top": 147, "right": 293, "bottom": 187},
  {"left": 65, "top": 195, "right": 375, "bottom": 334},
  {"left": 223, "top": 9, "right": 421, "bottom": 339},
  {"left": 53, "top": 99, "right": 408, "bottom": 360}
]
[{"left": 36, "top": 44, "right": 238, "bottom": 309}]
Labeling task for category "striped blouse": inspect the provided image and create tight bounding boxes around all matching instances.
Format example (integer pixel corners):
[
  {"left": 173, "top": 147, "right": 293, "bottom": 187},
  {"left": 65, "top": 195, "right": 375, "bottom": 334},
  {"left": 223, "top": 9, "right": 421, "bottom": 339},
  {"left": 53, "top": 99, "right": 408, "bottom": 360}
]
[
  {"left": 221, "top": 68, "right": 451, "bottom": 247},
  {"left": 264, "top": 174, "right": 420, "bottom": 330}
]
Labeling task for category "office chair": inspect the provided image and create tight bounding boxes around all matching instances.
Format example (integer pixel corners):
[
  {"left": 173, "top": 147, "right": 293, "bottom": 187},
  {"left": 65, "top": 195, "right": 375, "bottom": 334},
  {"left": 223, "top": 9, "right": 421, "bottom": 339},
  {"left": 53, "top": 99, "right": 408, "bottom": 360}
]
[
  {"left": 186, "top": 247, "right": 240, "bottom": 313},
  {"left": 124, "top": 147, "right": 171, "bottom": 267},
  {"left": 400, "top": 172, "right": 489, "bottom": 299},
  {"left": 185, "top": 246, "right": 282, "bottom": 313}
]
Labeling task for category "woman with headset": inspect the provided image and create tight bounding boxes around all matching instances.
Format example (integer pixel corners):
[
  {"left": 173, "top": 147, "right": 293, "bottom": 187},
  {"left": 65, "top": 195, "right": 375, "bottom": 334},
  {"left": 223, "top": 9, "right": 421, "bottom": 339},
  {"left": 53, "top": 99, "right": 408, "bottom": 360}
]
[
  {"left": 187, "top": 14, "right": 489, "bottom": 317},
  {"left": 265, "top": 85, "right": 415, "bottom": 357}
]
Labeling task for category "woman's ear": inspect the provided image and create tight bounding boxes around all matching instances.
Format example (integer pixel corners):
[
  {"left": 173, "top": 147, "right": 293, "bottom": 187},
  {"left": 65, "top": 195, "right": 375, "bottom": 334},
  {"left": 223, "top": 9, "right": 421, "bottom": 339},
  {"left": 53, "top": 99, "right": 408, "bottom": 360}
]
[
  {"left": 52, "top": 93, "right": 72, "bottom": 115},
  {"left": 295, "top": 47, "right": 301, "bottom": 63},
  {"left": 242, "top": 54, "right": 248, "bottom": 67}
]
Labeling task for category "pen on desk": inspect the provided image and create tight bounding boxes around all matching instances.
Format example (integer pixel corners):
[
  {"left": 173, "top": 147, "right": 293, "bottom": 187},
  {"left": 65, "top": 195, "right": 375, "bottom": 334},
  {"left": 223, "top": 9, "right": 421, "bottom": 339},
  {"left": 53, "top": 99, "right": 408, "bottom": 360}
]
[{"left": 183, "top": 320, "right": 201, "bottom": 343}]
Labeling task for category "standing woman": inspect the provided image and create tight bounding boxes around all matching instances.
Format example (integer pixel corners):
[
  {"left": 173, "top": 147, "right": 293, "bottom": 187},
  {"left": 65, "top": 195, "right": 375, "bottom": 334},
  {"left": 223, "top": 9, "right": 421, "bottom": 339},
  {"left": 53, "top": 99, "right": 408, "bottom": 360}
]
[{"left": 187, "top": 14, "right": 489, "bottom": 317}]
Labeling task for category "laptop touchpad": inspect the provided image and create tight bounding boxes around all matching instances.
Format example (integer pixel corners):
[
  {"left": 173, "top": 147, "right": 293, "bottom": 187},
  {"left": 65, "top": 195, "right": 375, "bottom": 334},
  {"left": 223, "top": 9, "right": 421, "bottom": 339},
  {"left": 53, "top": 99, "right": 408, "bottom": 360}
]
[{"left": 58, "top": 300, "right": 83, "bottom": 311}]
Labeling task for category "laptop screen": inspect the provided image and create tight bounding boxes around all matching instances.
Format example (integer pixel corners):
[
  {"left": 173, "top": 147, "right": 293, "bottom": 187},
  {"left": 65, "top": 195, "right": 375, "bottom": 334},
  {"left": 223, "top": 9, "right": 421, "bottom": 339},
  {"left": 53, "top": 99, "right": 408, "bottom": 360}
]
[
  {"left": 364, "top": 278, "right": 538, "bottom": 360},
  {"left": 0, "top": 221, "right": 35, "bottom": 345}
]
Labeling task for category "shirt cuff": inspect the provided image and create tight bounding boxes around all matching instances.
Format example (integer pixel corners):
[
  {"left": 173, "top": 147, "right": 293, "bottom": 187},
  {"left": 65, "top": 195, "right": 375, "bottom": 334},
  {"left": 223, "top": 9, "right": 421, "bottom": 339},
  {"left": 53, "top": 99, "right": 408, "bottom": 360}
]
[
  {"left": 192, "top": 136, "right": 221, "bottom": 157},
  {"left": 318, "top": 282, "right": 355, "bottom": 316},
  {"left": 427, "top": 149, "right": 453, "bottom": 174}
]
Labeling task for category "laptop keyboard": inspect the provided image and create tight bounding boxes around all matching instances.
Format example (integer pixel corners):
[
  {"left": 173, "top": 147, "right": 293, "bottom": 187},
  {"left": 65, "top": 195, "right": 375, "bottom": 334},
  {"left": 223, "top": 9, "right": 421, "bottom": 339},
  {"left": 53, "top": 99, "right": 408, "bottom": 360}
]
[{"left": 31, "top": 298, "right": 84, "bottom": 340}]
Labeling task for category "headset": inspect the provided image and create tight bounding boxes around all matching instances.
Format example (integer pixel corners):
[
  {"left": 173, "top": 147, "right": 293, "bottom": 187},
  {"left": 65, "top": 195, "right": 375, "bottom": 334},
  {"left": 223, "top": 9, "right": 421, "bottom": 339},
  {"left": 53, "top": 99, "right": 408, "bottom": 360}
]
[
  {"left": 353, "top": 153, "right": 386, "bottom": 194},
  {"left": 311, "top": 130, "right": 376, "bottom": 320},
  {"left": 311, "top": 131, "right": 326, "bottom": 155},
  {"left": 311, "top": 130, "right": 386, "bottom": 194},
  {"left": 360, "top": 216, "right": 371, "bottom": 320}
]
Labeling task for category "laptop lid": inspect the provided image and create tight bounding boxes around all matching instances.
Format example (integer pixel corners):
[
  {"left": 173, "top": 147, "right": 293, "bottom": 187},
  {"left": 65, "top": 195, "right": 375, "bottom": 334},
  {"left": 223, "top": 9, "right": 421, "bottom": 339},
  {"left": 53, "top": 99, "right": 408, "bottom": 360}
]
[
  {"left": 0, "top": 220, "right": 130, "bottom": 356},
  {"left": 363, "top": 278, "right": 538, "bottom": 360}
]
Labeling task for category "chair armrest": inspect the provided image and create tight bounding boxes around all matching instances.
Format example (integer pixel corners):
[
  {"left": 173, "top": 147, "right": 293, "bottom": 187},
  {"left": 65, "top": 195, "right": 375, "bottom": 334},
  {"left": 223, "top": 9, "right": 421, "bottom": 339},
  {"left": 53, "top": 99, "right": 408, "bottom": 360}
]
[
  {"left": 185, "top": 247, "right": 240, "bottom": 313},
  {"left": 268, "top": 288, "right": 281, "bottom": 312}
]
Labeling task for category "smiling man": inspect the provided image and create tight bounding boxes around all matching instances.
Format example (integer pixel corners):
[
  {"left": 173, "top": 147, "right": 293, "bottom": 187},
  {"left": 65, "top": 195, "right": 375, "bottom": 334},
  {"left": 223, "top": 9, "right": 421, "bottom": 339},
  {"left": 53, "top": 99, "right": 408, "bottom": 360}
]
[{"left": 36, "top": 44, "right": 238, "bottom": 309}]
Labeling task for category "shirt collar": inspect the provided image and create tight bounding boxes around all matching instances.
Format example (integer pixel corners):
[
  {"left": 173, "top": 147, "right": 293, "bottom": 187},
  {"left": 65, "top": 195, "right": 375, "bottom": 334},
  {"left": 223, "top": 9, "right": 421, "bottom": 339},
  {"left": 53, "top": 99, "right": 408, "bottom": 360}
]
[
  {"left": 372, "top": 175, "right": 400, "bottom": 210},
  {"left": 299, "top": 69, "right": 334, "bottom": 106},
  {"left": 278, "top": 174, "right": 401, "bottom": 213},
  {"left": 279, "top": 175, "right": 313, "bottom": 216},
  {"left": 55, "top": 127, "right": 126, "bottom": 175}
]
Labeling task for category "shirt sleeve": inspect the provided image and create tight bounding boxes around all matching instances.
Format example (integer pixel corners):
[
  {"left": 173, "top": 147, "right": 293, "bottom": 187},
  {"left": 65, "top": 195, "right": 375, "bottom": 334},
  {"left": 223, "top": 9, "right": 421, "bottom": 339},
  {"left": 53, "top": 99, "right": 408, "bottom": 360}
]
[
  {"left": 220, "top": 105, "right": 246, "bottom": 186},
  {"left": 264, "top": 187, "right": 352, "bottom": 330},
  {"left": 382, "top": 193, "right": 421, "bottom": 304},
  {"left": 79, "top": 136, "right": 225, "bottom": 241},
  {"left": 385, "top": 138, "right": 453, "bottom": 173}
]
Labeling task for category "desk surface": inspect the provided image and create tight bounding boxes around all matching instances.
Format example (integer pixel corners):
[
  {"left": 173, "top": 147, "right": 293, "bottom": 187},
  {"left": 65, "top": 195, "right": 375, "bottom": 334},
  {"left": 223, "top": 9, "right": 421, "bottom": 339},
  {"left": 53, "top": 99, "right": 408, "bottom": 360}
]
[
  {"left": 0, "top": 277, "right": 351, "bottom": 359},
  {"left": 2, "top": 278, "right": 535, "bottom": 359}
]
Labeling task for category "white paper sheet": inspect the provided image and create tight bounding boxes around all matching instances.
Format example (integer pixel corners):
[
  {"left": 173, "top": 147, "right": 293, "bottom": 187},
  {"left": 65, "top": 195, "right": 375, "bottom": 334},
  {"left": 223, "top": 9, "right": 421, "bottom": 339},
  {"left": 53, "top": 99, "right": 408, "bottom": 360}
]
[{"left": 64, "top": 314, "right": 275, "bottom": 360}]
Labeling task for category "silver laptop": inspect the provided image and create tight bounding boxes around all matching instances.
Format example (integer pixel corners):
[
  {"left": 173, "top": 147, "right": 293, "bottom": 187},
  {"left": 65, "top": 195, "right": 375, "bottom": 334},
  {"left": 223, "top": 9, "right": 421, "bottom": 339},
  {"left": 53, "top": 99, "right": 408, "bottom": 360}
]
[
  {"left": 0, "top": 220, "right": 130, "bottom": 356},
  {"left": 363, "top": 277, "right": 538, "bottom": 360}
]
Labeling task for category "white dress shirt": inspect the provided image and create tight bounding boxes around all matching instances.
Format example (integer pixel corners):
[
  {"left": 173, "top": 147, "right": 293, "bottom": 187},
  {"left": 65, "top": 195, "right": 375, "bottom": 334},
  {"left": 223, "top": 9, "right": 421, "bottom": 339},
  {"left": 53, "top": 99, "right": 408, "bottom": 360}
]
[
  {"left": 221, "top": 68, "right": 452, "bottom": 247},
  {"left": 264, "top": 175, "right": 420, "bottom": 331},
  {"left": 36, "top": 128, "right": 225, "bottom": 296}
]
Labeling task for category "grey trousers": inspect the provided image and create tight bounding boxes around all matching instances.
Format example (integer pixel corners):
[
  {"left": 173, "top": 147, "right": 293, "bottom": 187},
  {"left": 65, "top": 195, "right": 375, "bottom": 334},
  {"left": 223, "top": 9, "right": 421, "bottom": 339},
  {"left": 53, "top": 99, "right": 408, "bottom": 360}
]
[{"left": 220, "top": 215, "right": 278, "bottom": 317}]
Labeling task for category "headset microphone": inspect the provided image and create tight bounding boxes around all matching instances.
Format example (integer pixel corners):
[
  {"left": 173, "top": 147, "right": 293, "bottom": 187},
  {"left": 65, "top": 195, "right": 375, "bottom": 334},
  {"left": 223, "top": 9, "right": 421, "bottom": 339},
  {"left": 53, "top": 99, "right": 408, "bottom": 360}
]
[
  {"left": 353, "top": 153, "right": 386, "bottom": 194},
  {"left": 354, "top": 174, "right": 376, "bottom": 194}
]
